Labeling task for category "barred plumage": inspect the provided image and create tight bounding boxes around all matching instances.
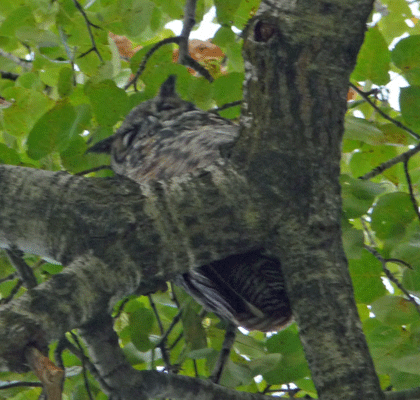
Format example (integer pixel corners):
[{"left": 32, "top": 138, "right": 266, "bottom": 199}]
[
  {"left": 175, "top": 252, "right": 291, "bottom": 331},
  {"left": 89, "top": 76, "right": 292, "bottom": 331}
]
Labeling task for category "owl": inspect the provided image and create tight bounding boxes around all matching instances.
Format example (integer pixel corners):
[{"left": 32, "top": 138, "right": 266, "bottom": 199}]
[{"left": 88, "top": 76, "right": 292, "bottom": 331}]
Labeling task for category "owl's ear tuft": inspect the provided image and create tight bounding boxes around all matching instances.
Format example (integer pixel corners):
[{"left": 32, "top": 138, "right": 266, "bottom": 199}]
[{"left": 159, "top": 75, "right": 177, "bottom": 98}]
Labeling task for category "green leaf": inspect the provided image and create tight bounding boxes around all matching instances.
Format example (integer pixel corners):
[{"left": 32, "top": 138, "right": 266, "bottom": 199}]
[
  {"left": 400, "top": 86, "right": 420, "bottom": 130},
  {"left": 264, "top": 328, "right": 310, "bottom": 384},
  {"left": 370, "top": 192, "right": 416, "bottom": 240},
  {"left": 26, "top": 101, "right": 77, "bottom": 160},
  {"left": 0, "top": 6, "right": 35, "bottom": 36},
  {"left": 342, "top": 220, "right": 364, "bottom": 259},
  {"left": 219, "top": 357, "right": 254, "bottom": 387},
  {"left": 186, "top": 77, "right": 213, "bottom": 109},
  {"left": 129, "top": 307, "right": 155, "bottom": 351},
  {"left": 248, "top": 354, "right": 282, "bottom": 376},
  {"left": 41, "top": 263, "right": 63, "bottom": 275},
  {"left": 392, "top": 35, "right": 420, "bottom": 85},
  {"left": 214, "top": 73, "right": 243, "bottom": 104},
  {"left": 214, "top": 0, "right": 241, "bottom": 25},
  {"left": 151, "top": 0, "right": 184, "bottom": 19},
  {"left": 182, "top": 302, "right": 207, "bottom": 351},
  {"left": 0, "top": 143, "right": 20, "bottom": 165},
  {"left": 2, "top": 86, "right": 54, "bottom": 137},
  {"left": 402, "top": 268, "right": 420, "bottom": 297},
  {"left": 349, "top": 145, "right": 399, "bottom": 181},
  {"left": 340, "top": 175, "right": 385, "bottom": 218},
  {"left": 348, "top": 250, "right": 386, "bottom": 304},
  {"left": 352, "top": 27, "right": 390, "bottom": 85},
  {"left": 377, "top": 0, "right": 412, "bottom": 43},
  {"left": 363, "top": 318, "right": 410, "bottom": 374},
  {"left": 58, "top": 67, "right": 74, "bottom": 97},
  {"left": 233, "top": 0, "right": 261, "bottom": 29},
  {"left": 371, "top": 296, "right": 419, "bottom": 326},
  {"left": 85, "top": 80, "right": 128, "bottom": 127},
  {"left": 122, "top": 0, "right": 155, "bottom": 37},
  {"left": 344, "top": 115, "right": 385, "bottom": 145},
  {"left": 213, "top": 26, "right": 236, "bottom": 48},
  {"left": 391, "top": 223, "right": 420, "bottom": 273},
  {"left": 15, "top": 26, "right": 59, "bottom": 47},
  {"left": 15, "top": 72, "right": 44, "bottom": 91}
]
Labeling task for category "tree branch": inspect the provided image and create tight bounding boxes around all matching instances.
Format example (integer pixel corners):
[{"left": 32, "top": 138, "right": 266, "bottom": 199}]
[
  {"left": 359, "top": 142, "right": 420, "bottom": 180},
  {"left": 124, "top": 37, "right": 181, "bottom": 91},
  {"left": 385, "top": 387, "right": 420, "bottom": 400},
  {"left": 0, "top": 164, "right": 264, "bottom": 371},
  {"left": 179, "top": 0, "right": 197, "bottom": 64},
  {"left": 78, "top": 314, "right": 276, "bottom": 400},
  {"left": 0, "top": 49, "right": 31, "bottom": 70},
  {"left": 364, "top": 245, "right": 420, "bottom": 317},
  {"left": 5, "top": 246, "right": 37, "bottom": 289},
  {"left": 349, "top": 83, "right": 420, "bottom": 141},
  {"left": 403, "top": 158, "right": 420, "bottom": 223},
  {"left": 72, "top": 0, "right": 103, "bottom": 62}
]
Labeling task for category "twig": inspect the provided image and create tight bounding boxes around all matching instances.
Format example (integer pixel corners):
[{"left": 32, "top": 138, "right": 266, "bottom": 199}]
[
  {"left": 0, "top": 272, "right": 17, "bottom": 284},
  {"left": 210, "top": 323, "right": 236, "bottom": 383},
  {"left": 125, "top": 0, "right": 212, "bottom": 90},
  {"left": 349, "top": 83, "right": 420, "bottom": 141},
  {"left": 124, "top": 37, "right": 181, "bottom": 91},
  {"left": 403, "top": 158, "right": 420, "bottom": 223},
  {"left": 5, "top": 246, "right": 37, "bottom": 289},
  {"left": 183, "top": 54, "right": 214, "bottom": 82},
  {"left": 0, "top": 71, "right": 19, "bottom": 81},
  {"left": 211, "top": 100, "right": 242, "bottom": 114},
  {"left": 179, "top": 0, "right": 197, "bottom": 64},
  {"left": 148, "top": 295, "right": 172, "bottom": 370},
  {"left": 364, "top": 245, "right": 420, "bottom": 317},
  {"left": 155, "top": 308, "right": 183, "bottom": 348},
  {"left": 72, "top": 0, "right": 103, "bottom": 62},
  {"left": 193, "top": 359, "right": 199, "bottom": 377},
  {"left": 0, "top": 49, "right": 31, "bottom": 70},
  {"left": 112, "top": 297, "right": 131, "bottom": 319},
  {"left": 58, "top": 26, "right": 76, "bottom": 83},
  {"left": 0, "top": 381, "right": 43, "bottom": 389},
  {"left": 168, "top": 330, "right": 184, "bottom": 351},
  {"left": 0, "top": 279, "right": 23, "bottom": 304},
  {"left": 360, "top": 217, "right": 376, "bottom": 247},
  {"left": 124, "top": 36, "right": 214, "bottom": 91},
  {"left": 75, "top": 165, "right": 113, "bottom": 176},
  {"left": 55, "top": 338, "right": 67, "bottom": 371},
  {"left": 386, "top": 259, "right": 413, "bottom": 270},
  {"left": 359, "top": 142, "right": 420, "bottom": 180},
  {"left": 70, "top": 332, "right": 94, "bottom": 400},
  {"left": 262, "top": 384, "right": 272, "bottom": 395},
  {"left": 57, "top": 335, "right": 109, "bottom": 391},
  {"left": 177, "top": 0, "right": 213, "bottom": 82},
  {"left": 148, "top": 295, "right": 164, "bottom": 334}
]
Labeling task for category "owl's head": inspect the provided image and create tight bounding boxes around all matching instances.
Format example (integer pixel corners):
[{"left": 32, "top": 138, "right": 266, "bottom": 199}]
[{"left": 87, "top": 75, "right": 196, "bottom": 154}]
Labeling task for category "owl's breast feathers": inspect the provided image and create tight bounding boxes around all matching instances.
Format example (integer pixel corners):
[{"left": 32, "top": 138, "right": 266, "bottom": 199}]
[{"left": 121, "top": 111, "right": 238, "bottom": 182}]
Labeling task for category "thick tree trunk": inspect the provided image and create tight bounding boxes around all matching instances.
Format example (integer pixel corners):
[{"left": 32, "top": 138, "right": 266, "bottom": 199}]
[{"left": 235, "top": 0, "right": 383, "bottom": 399}]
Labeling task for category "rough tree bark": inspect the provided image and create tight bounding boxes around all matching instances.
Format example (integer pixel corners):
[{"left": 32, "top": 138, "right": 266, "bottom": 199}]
[
  {"left": 234, "top": 0, "right": 382, "bottom": 399},
  {"left": 0, "top": 0, "right": 385, "bottom": 399}
]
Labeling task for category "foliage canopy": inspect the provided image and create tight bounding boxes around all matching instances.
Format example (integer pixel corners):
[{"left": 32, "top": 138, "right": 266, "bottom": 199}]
[{"left": 1, "top": 0, "right": 420, "bottom": 399}]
